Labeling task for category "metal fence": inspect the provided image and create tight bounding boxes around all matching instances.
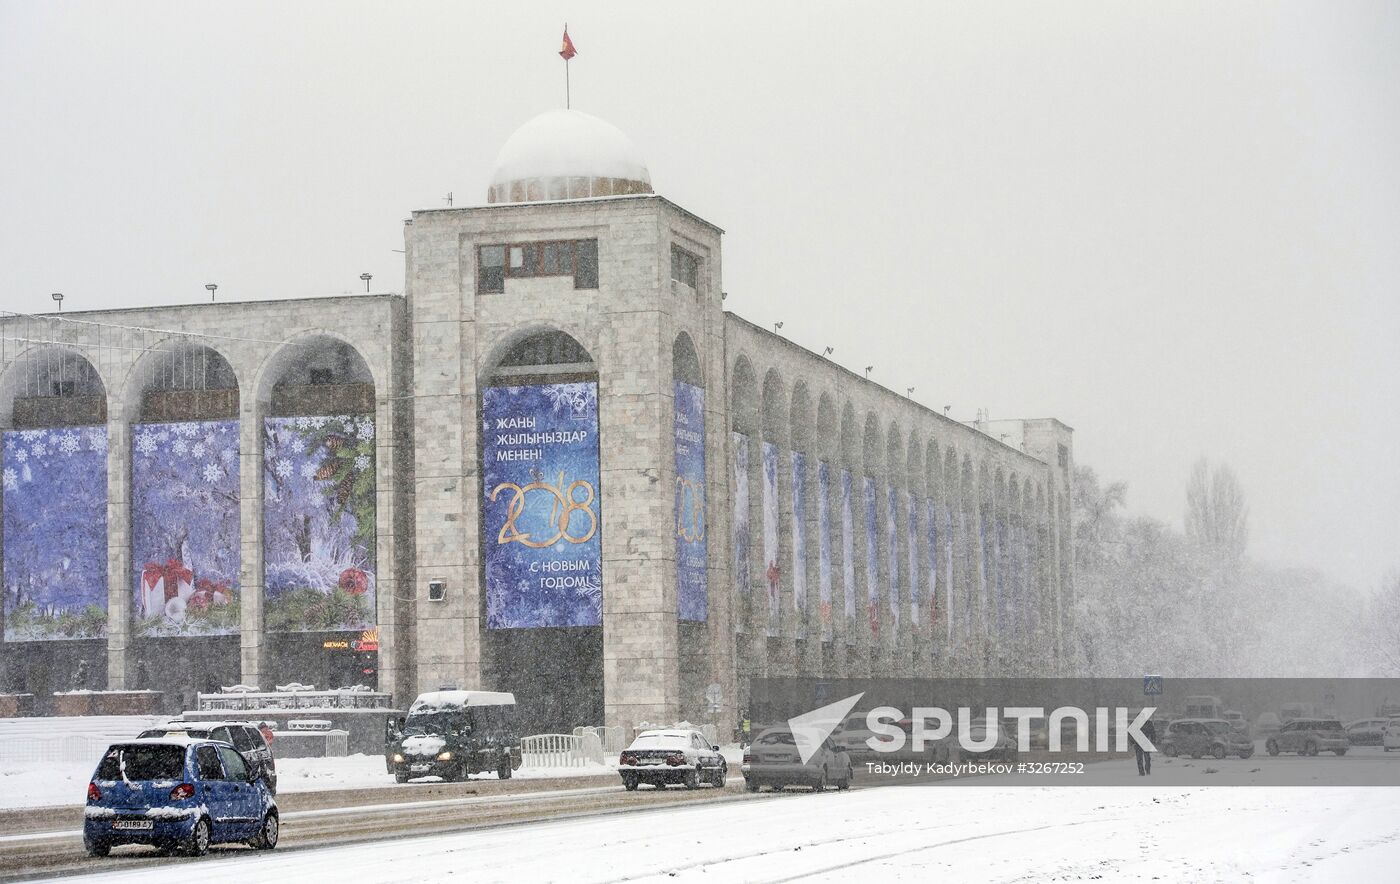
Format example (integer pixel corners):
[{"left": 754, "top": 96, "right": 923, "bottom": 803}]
[
  {"left": 520, "top": 732, "right": 605, "bottom": 768},
  {"left": 197, "top": 689, "right": 393, "bottom": 712},
  {"left": 0, "top": 733, "right": 110, "bottom": 766},
  {"left": 573, "top": 725, "right": 627, "bottom": 755}
]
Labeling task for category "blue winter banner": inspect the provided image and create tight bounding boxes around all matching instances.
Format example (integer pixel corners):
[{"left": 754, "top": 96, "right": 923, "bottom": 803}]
[
  {"left": 790, "top": 451, "right": 807, "bottom": 639},
  {"left": 762, "top": 441, "right": 779, "bottom": 637},
  {"left": 886, "top": 485, "right": 900, "bottom": 629},
  {"left": 482, "top": 382, "right": 601, "bottom": 629},
  {"left": 816, "top": 461, "right": 833, "bottom": 641},
  {"left": 995, "top": 516, "right": 1007, "bottom": 637},
  {"left": 674, "top": 381, "right": 706, "bottom": 622},
  {"left": 263, "top": 415, "right": 377, "bottom": 633},
  {"left": 131, "top": 419, "right": 240, "bottom": 637},
  {"left": 731, "top": 431, "right": 750, "bottom": 631},
  {"left": 2, "top": 427, "right": 108, "bottom": 641},
  {"left": 906, "top": 491, "right": 919, "bottom": 626},
  {"left": 945, "top": 504, "right": 956, "bottom": 644},
  {"left": 840, "top": 469, "right": 855, "bottom": 640},
  {"left": 925, "top": 499, "right": 938, "bottom": 634},
  {"left": 863, "top": 476, "right": 879, "bottom": 636}
]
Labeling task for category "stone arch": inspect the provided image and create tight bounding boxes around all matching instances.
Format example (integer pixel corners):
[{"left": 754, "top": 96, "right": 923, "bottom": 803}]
[
  {"left": 255, "top": 330, "right": 378, "bottom": 415},
  {"left": 0, "top": 344, "right": 108, "bottom": 429},
  {"left": 672, "top": 330, "right": 702, "bottom": 388},
  {"left": 730, "top": 355, "right": 758, "bottom": 436},
  {"left": 121, "top": 338, "right": 240, "bottom": 423}
]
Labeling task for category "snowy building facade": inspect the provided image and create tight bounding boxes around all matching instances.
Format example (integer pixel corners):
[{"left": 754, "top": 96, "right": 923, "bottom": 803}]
[{"left": 0, "top": 110, "right": 1073, "bottom": 732}]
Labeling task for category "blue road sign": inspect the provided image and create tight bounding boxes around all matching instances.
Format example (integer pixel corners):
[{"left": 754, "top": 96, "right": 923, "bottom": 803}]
[{"left": 1144, "top": 675, "right": 1164, "bottom": 695}]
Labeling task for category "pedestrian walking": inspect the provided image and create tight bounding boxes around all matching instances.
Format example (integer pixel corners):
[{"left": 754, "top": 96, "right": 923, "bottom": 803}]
[{"left": 1136, "top": 718, "right": 1157, "bottom": 776}]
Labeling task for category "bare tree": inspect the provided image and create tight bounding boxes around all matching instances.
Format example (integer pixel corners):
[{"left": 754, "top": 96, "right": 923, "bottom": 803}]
[
  {"left": 1366, "top": 572, "right": 1400, "bottom": 676},
  {"left": 1185, "top": 458, "right": 1249, "bottom": 566}
]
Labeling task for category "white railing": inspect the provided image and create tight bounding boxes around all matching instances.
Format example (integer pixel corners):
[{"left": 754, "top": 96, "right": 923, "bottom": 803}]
[
  {"left": 1, "top": 733, "right": 110, "bottom": 766},
  {"left": 197, "top": 688, "right": 393, "bottom": 711},
  {"left": 573, "top": 725, "right": 627, "bottom": 754},
  {"left": 521, "top": 732, "right": 605, "bottom": 768}
]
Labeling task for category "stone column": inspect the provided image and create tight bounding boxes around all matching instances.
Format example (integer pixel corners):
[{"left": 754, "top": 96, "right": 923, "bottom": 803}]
[
  {"left": 105, "top": 417, "right": 131, "bottom": 689},
  {"left": 238, "top": 396, "right": 265, "bottom": 689}
]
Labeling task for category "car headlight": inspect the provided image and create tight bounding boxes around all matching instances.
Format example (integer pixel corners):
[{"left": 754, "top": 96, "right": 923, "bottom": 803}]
[
  {"left": 437, "top": 751, "right": 453, "bottom": 761},
  {"left": 392, "top": 753, "right": 405, "bottom": 763}
]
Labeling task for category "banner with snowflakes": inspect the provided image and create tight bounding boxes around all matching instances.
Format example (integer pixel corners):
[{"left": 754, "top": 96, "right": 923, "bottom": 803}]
[
  {"left": 762, "top": 441, "right": 779, "bottom": 637},
  {"left": 2, "top": 427, "right": 109, "bottom": 641},
  {"left": 863, "top": 476, "right": 879, "bottom": 636},
  {"left": 790, "top": 450, "right": 807, "bottom": 640},
  {"left": 731, "top": 432, "right": 750, "bottom": 632},
  {"left": 840, "top": 469, "right": 856, "bottom": 641},
  {"left": 263, "top": 415, "right": 376, "bottom": 633},
  {"left": 816, "top": 460, "right": 832, "bottom": 641},
  {"left": 131, "top": 420, "right": 240, "bottom": 637},
  {"left": 673, "top": 381, "right": 706, "bottom": 622},
  {"left": 482, "top": 382, "right": 601, "bottom": 629}
]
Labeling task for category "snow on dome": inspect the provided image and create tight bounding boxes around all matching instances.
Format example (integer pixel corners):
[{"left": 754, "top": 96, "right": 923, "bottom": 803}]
[{"left": 488, "top": 109, "right": 653, "bottom": 204}]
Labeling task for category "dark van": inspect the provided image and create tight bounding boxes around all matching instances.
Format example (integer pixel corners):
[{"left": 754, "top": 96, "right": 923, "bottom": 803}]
[{"left": 385, "top": 690, "right": 522, "bottom": 783}]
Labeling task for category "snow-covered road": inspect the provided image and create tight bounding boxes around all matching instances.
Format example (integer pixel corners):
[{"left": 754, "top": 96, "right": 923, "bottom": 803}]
[{"left": 40, "top": 754, "right": 1400, "bottom": 883}]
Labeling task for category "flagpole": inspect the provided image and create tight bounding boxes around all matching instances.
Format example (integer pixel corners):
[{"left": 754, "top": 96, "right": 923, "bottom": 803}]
[{"left": 566, "top": 58, "right": 571, "bottom": 109}]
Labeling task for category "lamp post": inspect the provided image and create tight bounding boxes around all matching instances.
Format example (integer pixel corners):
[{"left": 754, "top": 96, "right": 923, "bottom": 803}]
[
  {"left": 205, "top": 283, "right": 218, "bottom": 302},
  {"left": 864, "top": 366, "right": 873, "bottom": 379},
  {"left": 50, "top": 292, "right": 64, "bottom": 312},
  {"left": 773, "top": 321, "right": 784, "bottom": 335},
  {"left": 360, "top": 273, "right": 372, "bottom": 292}
]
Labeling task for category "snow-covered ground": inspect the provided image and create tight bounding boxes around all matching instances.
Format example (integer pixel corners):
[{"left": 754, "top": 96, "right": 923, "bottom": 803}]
[{"left": 41, "top": 754, "right": 1400, "bottom": 882}]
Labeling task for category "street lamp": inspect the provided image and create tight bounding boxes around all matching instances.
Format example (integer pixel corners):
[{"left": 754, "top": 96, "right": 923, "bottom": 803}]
[
  {"left": 50, "top": 292, "right": 64, "bottom": 312},
  {"left": 906, "top": 387, "right": 915, "bottom": 397},
  {"left": 864, "top": 366, "right": 873, "bottom": 379},
  {"left": 360, "top": 273, "right": 372, "bottom": 292},
  {"left": 205, "top": 283, "right": 218, "bottom": 302},
  {"left": 773, "top": 321, "right": 784, "bottom": 335}
]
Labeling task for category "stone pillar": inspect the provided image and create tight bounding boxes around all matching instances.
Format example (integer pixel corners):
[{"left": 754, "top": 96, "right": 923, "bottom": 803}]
[
  {"left": 105, "top": 417, "right": 131, "bottom": 689},
  {"left": 238, "top": 397, "right": 265, "bottom": 689}
]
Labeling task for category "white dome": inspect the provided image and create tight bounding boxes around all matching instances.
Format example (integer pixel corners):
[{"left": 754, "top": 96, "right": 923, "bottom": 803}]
[{"left": 488, "top": 109, "right": 652, "bottom": 204}]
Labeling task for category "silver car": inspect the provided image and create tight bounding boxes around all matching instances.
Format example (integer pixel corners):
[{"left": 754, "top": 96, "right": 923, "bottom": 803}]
[
  {"left": 1267, "top": 718, "right": 1348, "bottom": 756},
  {"left": 1162, "top": 719, "right": 1254, "bottom": 759}
]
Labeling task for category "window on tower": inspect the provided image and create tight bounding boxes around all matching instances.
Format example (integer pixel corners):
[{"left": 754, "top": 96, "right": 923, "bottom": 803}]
[
  {"left": 478, "top": 239, "right": 599, "bottom": 293},
  {"left": 671, "top": 244, "right": 699, "bottom": 290}
]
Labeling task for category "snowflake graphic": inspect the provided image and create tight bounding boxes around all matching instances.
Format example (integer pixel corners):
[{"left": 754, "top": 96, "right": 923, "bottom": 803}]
[
  {"left": 192, "top": 442, "right": 206, "bottom": 458},
  {"left": 274, "top": 458, "right": 293, "bottom": 478},
  {"left": 3, "top": 436, "right": 14, "bottom": 449},
  {"left": 2, "top": 467, "right": 15, "bottom": 491},
  {"left": 288, "top": 436, "right": 305, "bottom": 453},
  {"left": 31, "top": 443, "right": 47, "bottom": 458},
  {"left": 14, "top": 449, "right": 27, "bottom": 464},
  {"left": 134, "top": 433, "right": 157, "bottom": 455},
  {"left": 202, "top": 463, "right": 224, "bottom": 484},
  {"left": 355, "top": 454, "right": 370, "bottom": 471},
  {"left": 173, "top": 438, "right": 188, "bottom": 456},
  {"left": 300, "top": 462, "right": 318, "bottom": 480},
  {"left": 357, "top": 420, "right": 374, "bottom": 441},
  {"left": 155, "top": 430, "right": 169, "bottom": 442},
  {"left": 58, "top": 433, "right": 80, "bottom": 454},
  {"left": 222, "top": 447, "right": 237, "bottom": 461},
  {"left": 310, "top": 416, "right": 328, "bottom": 428},
  {"left": 294, "top": 417, "right": 312, "bottom": 430},
  {"left": 88, "top": 430, "right": 107, "bottom": 452}
]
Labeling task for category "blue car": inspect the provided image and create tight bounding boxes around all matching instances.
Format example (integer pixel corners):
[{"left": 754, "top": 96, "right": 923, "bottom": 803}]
[{"left": 83, "top": 737, "right": 279, "bottom": 857}]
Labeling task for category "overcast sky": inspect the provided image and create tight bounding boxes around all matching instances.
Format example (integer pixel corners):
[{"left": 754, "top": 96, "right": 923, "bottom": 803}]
[{"left": 2, "top": 1, "right": 1396, "bottom": 589}]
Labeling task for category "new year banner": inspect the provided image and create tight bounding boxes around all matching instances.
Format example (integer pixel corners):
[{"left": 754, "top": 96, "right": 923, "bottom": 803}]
[
  {"left": 731, "top": 431, "right": 750, "bottom": 631},
  {"left": 132, "top": 420, "right": 240, "bottom": 637},
  {"left": 841, "top": 469, "right": 855, "bottom": 638},
  {"left": 945, "top": 504, "right": 956, "bottom": 644},
  {"left": 263, "top": 415, "right": 376, "bottom": 633},
  {"left": 887, "top": 485, "right": 900, "bottom": 629},
  {"left": 995, "top": 516, "right": 1007, "bottom": 637},
  {"left": 790, "top": 451, "right": 807, "bottom": 639},
  {"left": 674, "top": 381, "right": 707, "bottom": 622},
  {"left": 2, "top": 427, "right": 108, "bottom": 641},
  {"left": 925, "top": 498, "right": 938, "bottom": 634},
  {"left": 482, "top": 382, "right": 601, "bottom": 629},
  {"left": 907, "top": 491, "right": 919, "bottom": 625},
  {"left": 863, "top": 476, "right": 879, "bottom": 635},
  {"left": 762, "top": 441, "right": 779, "bottom": 637},
  {"left": 817, "top": 461, "right": 833, "bottom": 641}
]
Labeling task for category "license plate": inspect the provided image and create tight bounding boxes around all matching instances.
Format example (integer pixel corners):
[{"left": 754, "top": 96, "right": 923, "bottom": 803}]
[
  {"left": 112, "top": 820, "right": 153, "bottom": 830},
  {"left": 410, "top": 764, "right": 430, "bottom": 772},
  {"left": 638, "top": 759, "right": 661, "bottom": 765}
]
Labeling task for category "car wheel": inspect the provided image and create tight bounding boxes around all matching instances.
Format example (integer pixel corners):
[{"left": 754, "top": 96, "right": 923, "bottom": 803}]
[
  {"left": 745, "top": 779, "right": 759, "bottom": 793},
  {"left": 248, "top": 811, "right": 279, "bottom": 850},
  {"left": 1163, "top": 744, "right": 1178, "bottom": 758},
  {"left": 395, "top": 771, "right": 410, "bottom": 784},
  {"left": 1212, "top": 744, "right": 1226, "bottom": 760},
  {"left": 83, "top": 838, "right": 109, "bottom": 858},
  {"left": 1266, "top": 740, "right": 1280, "bottom": 756},
  {"left": 1334, "top": 749, "right": 1347, "bottom": 756},
  {"left": 683, "top": 768, "right": 700, "bottom": 790},
  {"left": 183, "top": 817, "right": 211, "bottom": 857},
  {"left": 622, "top": 774, "right": 639, "bottom": 791},
  {"left": 1239, "top": 750, "right": 1253, "bottom": 759},
  {"left": 1191, "top": 752, "right": 1202, "bottom": 759}
]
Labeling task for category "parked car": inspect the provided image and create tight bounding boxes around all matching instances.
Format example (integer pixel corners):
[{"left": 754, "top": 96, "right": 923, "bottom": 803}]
[
  {"left": 1279, "top": 702, "right": 1314, "bottom": 724},
  {"left": 833, "top": 713, "right": 881, "bottom": 756},
  {"left": 1345, "top": 719, "right": 1390, "bottom": 746},
  {"left": 1184, "top": 696, "right": 1224, "bottom": 720},
  {"left": 1267, "top": 718, "right": 1348, "bottom": 756},
  {"left": 137, "top": 720, "right": 277, "bottom": 794},
  {"left": 385, "top": 690, "right": 522, "bottom": 783},
  {"left": 83, "top": 737, "right": 278, "bottom": 857},
  {"left": 960, "top": 719, "right": 1018, "bottom": 762},
  {"left": 1254, "top": 712, "right": 1282, "bottom": 740},
  {"left": 1381, "top": 718, "right": 1400, "bottom": 752},
  {"left": 618, "top": 728, "right": 727, "bottom": 790},
  {"left": 1161, "top": 719, "right": 1253, "bottom": 759},
  {"left": 742, "top": 725, "right": 852, "bottom": 792}
]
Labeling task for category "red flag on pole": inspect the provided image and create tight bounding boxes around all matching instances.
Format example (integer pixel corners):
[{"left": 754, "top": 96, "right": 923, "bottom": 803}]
[{"left": 559, "top": 27, "right": 577, "bottom": 61}]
